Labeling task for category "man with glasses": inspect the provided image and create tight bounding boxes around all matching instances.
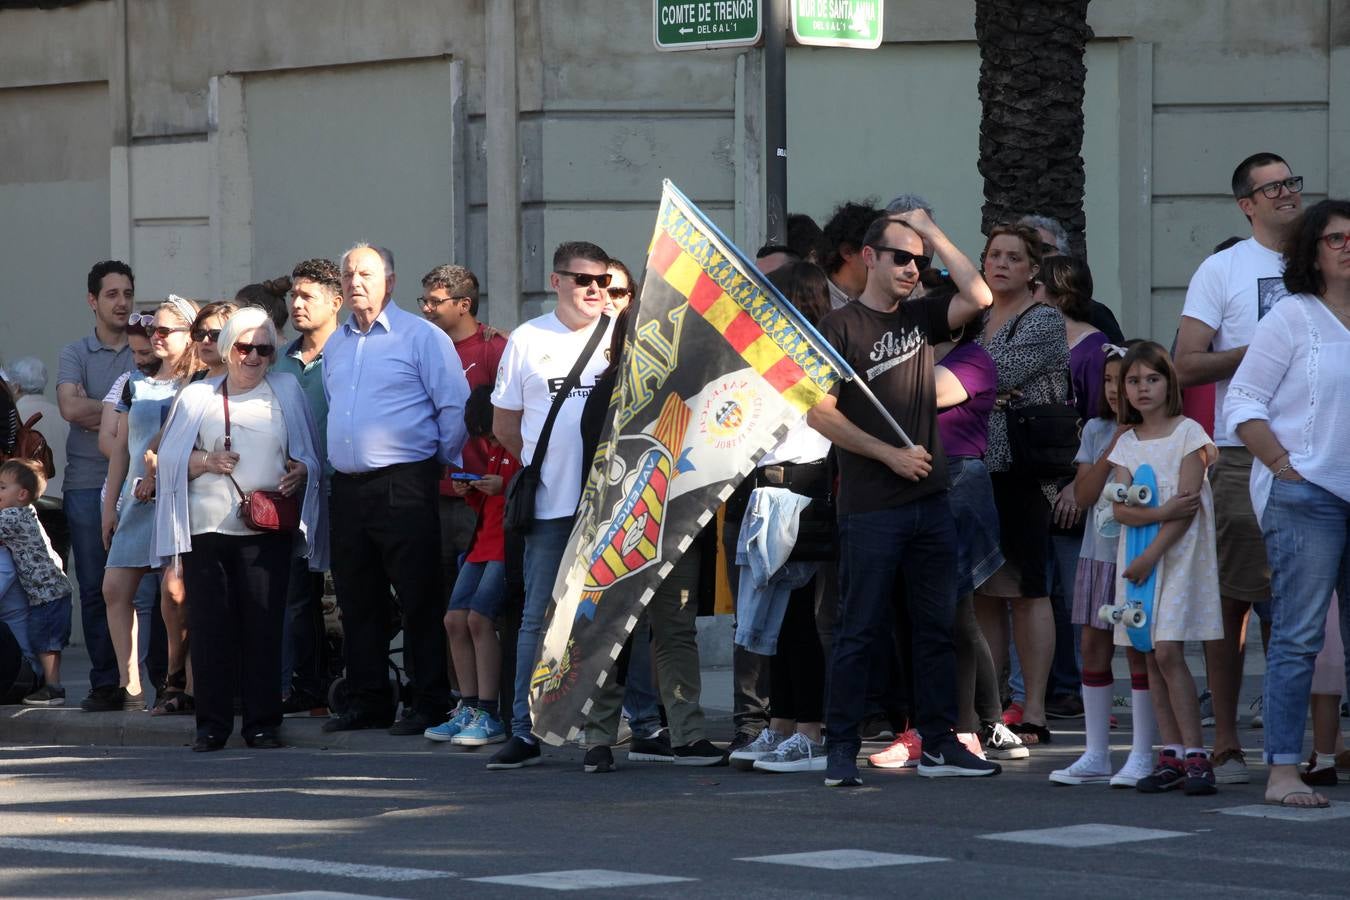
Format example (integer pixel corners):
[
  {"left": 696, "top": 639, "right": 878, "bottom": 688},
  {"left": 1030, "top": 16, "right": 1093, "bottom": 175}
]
[
  {"left": 1175, "top": 151, "right": 1305, "bottom": 787},
  {"left": 487, "top": 241, "right": 613, "bottom": 769},
  {"left": 420, "top": 264, "right": 508, "bottom": 630},
  {"left": 322, "top": 243, "right": 469, "bottom": 736},
  {"left": 806, "top": 210, "right": 999, "bottom": 786},
  {"left": 273, "top": 258, "right": 343, "bottom": 716}
]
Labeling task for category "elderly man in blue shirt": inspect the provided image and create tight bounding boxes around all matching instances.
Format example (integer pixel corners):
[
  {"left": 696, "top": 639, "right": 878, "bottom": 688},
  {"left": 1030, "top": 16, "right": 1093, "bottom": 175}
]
[{"left": 322, "top": 243, "right": 470, "bottom": 735}]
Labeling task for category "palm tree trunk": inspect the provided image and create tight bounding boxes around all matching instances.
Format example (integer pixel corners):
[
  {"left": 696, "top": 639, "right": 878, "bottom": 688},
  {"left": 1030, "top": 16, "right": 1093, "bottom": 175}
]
[{"left": 976, "top": 0, "right": 1094, "bottom": 258}]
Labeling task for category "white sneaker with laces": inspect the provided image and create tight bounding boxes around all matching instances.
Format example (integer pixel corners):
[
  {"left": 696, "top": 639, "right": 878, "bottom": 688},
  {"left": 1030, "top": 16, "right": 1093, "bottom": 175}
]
[
  {"left": 1109, "top": 750, "right": 1155, "bottom": 788},
  {"left": 1049, "top": 752, "right": 1112, "bottom": 785},
  {"left": 981, "top": 721, "right": 1030, "bottom": 760},
  {"left": 753, "top": 733, "right": 827, "bottom": 773}
]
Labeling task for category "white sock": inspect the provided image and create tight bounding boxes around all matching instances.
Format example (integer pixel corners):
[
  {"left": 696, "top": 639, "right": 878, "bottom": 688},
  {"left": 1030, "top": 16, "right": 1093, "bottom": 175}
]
[
  {"left": 1314, "top": 752, "right": 1337, "bottom": 771},
  {"left": 1082, "top": 682, "right": 1113, "bottom": 759},
  {"left": 1164, "top": 743, "right": 1183, "bottom": 758},
  {"left": 1130, "top": 688, "right": 1157, "bottom": 758}
]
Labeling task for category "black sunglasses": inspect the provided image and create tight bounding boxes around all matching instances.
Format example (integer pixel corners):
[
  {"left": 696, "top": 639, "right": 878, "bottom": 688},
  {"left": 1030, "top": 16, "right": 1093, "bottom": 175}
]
[
  {"left": 871, "top": 246, "right": 932, "bottom": 271},
  {"left": 606, "top": 286, "right": 632, "bottom": 299},
  {"left": 556, "top": 270, "right": 613, "bottom": 289},
  {"left": 150, "top": 325, "right": 190, "bottom": 338},
  {"left": 233, "top": 342, "right": 276, "bottom": 358},
  {"left": 191, "top": 327, "right": 222, "bottom": 343},
  {"left": 1249, "top": 175, "right": 1303, "bottom": 199}
]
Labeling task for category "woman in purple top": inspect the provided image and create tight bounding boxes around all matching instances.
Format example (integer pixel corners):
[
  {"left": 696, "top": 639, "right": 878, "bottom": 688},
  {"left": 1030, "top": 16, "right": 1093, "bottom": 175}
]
[
  {"left": 1037, "top": 256, "right": 1106, "bottom": 421},
  {"left": 933, "top": 297, "right": 1027, "bottom": 760}
]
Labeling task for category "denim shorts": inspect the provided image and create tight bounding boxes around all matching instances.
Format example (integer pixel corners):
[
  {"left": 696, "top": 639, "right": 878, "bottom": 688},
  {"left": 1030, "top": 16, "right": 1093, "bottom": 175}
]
[
  {"left": 947, "top": 457, "right": 1005, "bottom": 597},
  {"left": 27, "top": 594, "right": 72, "bottom": 653},
  {"left": 448, "top": 561, "right": 506, "bottom": 620}
]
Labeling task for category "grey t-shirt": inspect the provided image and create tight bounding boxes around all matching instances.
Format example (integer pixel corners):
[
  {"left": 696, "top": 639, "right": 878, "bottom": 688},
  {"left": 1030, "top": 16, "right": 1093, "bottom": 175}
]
[
  {"left": 56, "top": 334, "right": 133, "bottom": 491},
  {"left": 1076, "top": 416, "right": 1121, "bottom": 564}
]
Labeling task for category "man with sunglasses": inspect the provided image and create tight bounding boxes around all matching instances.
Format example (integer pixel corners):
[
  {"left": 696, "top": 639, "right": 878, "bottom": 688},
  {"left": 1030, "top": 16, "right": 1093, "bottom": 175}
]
[
  {"left": 419, "top": 264, "right": 507, "bottom": 631},
  {"left": 272, "top": 258, "right": 343, "bottom": 716},
  {"left": 1174, "top": 151, "right": 1304, "bottom": 787},
  {"left": 487, "top": 241, "right": 614, "bottom": 769},
  {"left": 807, "top": 210, "right": 1000, "bottom": 786},
  {"left": 323, "top": 243, "right": 470, "bottom": 737}
]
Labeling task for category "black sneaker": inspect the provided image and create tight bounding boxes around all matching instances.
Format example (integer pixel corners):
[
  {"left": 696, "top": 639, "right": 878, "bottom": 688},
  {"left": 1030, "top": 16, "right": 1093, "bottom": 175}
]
[
  {"left": 727, "top": 730, "right": 761, "bottom": 754},
  {"left": 23, "top": 684, "right": 66, "bottom": 706},
  {"left": 672, "top": 739, "right": 729, "bottom": 767},
  {"left": 583, "top": 745, "right": 615, "bottom": 773},
  {"left": 322, "top": 711, "right": 394, "bottom": 733},
  {"left": 917, "top": 734, "right": 1002, "bottom": 778},
  {"left": 486, "top": 735, "right": 542, "bottom": 770},
  {"left": 824, "top": 742, "right": 862, "bottom": 787},
  {"left": 1183, "top": 754, "right": 1217, "bottom": 796},
  {"left": 628, "top": 727, "right": 674, "bottom": 762},
  {"left": 860, "top": 715, "right": 895, "bottom": 742},
  {"left": 1044, "top": 693, "right": 1085, "bottom": 719},
  {"left": 80, "top": 685, "right": 124, "bottom": 712},
  {"left": 388, "top": 710, "right": 439, "bottom": 736},
  {"left": 1136, "top": 752, "right": 1186, "bottom": 793}
]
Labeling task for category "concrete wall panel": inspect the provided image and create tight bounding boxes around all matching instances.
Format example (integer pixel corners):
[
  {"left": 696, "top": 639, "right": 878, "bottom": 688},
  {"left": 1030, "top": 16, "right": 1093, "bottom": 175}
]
[
  {"left": 1152, "top": 109, "right": 1328, "bottom": 197},
  {"left": 0, "top": 82, "right": 110, "bottom": 184},
  {"left": 0, "top": 3, "right": 110, "bottom": 90}
]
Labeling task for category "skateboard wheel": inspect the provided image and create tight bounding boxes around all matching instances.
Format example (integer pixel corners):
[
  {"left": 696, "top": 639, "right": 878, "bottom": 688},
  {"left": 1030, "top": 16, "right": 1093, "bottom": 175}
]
[
  {"left": 1098, "top": 605, "right": 1119, "bottom": 625},
  {"left": 1103, "top": 482, "right": 1127, "bottom": 504},
  {"left": 1126, "top": 483, "right": 1151, "bottom": 506},
  {"left": 1123, "top": 608, "right": 1147, "bottom": 629}
]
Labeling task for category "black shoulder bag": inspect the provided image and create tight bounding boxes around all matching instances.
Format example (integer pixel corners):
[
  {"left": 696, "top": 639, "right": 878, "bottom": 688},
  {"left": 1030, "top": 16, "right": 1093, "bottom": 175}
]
[
  {"left": 1003, "top": 304, "right": 1082, "bottom": 480},
  {"left": 503, "top": 316, "right": 609, "bottom": 534}
]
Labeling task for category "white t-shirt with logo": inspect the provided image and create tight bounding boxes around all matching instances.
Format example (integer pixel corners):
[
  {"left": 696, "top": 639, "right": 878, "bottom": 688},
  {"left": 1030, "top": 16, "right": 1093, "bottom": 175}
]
[
  {"left": 1180, "top": 236, "right": 1288, "bottom": 445},
  {"left": 492, "top": 311, "right": 612, "bottom": 520}
]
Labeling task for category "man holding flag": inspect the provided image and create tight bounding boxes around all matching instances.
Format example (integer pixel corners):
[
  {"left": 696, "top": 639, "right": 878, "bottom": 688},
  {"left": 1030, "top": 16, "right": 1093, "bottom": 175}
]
[{"left": 807, "top": 209, "right": 999, "bottom": 787}]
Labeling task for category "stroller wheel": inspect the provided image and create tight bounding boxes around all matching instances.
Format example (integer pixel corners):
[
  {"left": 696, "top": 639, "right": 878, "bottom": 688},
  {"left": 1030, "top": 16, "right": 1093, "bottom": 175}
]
[{"left": 328, "top": 677, "right": 351, "bottom": 716}]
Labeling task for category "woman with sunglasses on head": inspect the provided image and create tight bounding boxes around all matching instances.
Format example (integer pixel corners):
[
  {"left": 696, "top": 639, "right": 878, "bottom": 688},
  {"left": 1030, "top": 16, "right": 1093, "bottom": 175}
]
[
  {"left": 96, "top": 297, "right": 200, "bottom": 711},
  {"left": 154, "top": 306, "right": 327, "bottom": 751},
  {"left": 1229, "top": 199, "right": 1350, "bottom": 808},
  {"left": 973, "top": 223, "right": 1069, "bottom": 748}
]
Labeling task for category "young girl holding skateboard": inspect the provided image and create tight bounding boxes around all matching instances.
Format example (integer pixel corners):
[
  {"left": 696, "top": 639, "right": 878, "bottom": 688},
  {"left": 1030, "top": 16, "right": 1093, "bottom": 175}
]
[
  {"left": 1105, "top": 342, "right": 1222, "bottom": 795},
  {"left": 1049, "top": 341, "right": 1161, "bottom": 788}
]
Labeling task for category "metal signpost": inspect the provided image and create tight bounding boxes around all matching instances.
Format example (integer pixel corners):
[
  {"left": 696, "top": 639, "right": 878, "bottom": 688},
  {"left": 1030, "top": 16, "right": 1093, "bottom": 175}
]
[{"left": 653, "top": 0, "right": 883, "bottom": 244}]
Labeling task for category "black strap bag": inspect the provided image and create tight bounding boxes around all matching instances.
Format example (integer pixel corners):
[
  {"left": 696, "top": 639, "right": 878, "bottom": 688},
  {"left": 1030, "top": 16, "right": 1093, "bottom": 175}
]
[
  {"left": 503, "top": 315, "right": 609, "bottom": 534},
  {"left": 1003, "top": 304, "right": 1082, "bottom": 480}
]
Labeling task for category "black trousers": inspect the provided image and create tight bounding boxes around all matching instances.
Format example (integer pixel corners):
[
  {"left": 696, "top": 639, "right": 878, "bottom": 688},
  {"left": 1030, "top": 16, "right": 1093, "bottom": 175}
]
[
  {"left": 284, "top": 556, "right": 327, "bottom": 699},
  {"left": 182, "top": 531, "right": 291, "bottom": 741},
  {"left": 770, "top": 578, "right": 825, "bottom": 723},
  {"left": 330, "top": 459, "right": 449, "bottom": 720}
]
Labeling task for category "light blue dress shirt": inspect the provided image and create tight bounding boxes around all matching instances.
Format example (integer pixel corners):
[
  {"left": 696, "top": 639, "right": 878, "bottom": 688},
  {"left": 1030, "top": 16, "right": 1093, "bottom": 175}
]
[{"left": 323, "top": 301, "right": 470, "bottom": 474}]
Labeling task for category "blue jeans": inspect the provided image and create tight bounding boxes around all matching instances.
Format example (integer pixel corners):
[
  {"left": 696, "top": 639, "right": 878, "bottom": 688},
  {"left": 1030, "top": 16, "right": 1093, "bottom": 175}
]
[
  {"left": 63, "top": 488, "right": 118, "bottom": 689},
  {"left": 622, "top": 622, "right": 662, "bottom": 737},
  {"left": 1048, "top": 533, "right": 1083, "bottom": 694},
  {"left": 1261, "top": 478, "right": 1350, "bottom": 765},
  {"left": 0, "top": 584, "right": 35, "bottom": 670},
  {"left": 826, "top": 493, "right": 959, "bottom": 751},
  {"left": 511, "top": 517, "right": 574, "bottom": 740}
]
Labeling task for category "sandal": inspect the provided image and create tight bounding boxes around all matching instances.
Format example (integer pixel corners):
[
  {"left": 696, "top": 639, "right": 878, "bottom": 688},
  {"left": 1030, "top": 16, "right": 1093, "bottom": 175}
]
[
  {"left": 152, "top": 671, "right": 195, "bottom": 716},
  {"left": 1010, "top": 721, "right": 1052, "bottom": 746},
  {"left": 1266, "top": 789, "right": 1330, "bottom": 809}
]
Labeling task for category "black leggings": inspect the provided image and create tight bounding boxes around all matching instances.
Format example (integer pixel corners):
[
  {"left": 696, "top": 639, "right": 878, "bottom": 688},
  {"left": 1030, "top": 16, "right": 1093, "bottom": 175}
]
[
  {"left": 954, "top": 592, "right": 1002, "bottom": 731},
  {"left": 769, "top": 577, "right": 825, "bottom": 723}
]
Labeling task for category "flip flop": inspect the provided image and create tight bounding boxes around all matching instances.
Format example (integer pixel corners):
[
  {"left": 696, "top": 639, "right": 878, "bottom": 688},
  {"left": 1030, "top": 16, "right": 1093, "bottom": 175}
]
[{"left": 1265, "top": 790, "right": 1331, "bottom": 809}]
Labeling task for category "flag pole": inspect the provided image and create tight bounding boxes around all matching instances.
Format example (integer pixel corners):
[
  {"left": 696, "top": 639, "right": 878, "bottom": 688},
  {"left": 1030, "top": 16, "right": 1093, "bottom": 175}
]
[{"left": 846, "top": 375, "right": 916, "bottom": 449}]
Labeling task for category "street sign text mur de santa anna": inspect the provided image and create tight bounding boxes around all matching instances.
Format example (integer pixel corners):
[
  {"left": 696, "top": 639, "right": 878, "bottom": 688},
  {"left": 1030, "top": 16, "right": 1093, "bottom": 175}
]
[
  {"left": 791, "top": 0, "right": 883, "bottom": 49},
  {"left": 654, "top": 0, "right": 762, "bottom": 51}
]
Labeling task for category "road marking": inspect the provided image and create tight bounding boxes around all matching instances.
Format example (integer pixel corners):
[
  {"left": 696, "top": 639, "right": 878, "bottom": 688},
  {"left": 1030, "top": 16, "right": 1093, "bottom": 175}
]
[
  {"left": 467, "top": 869, "right": 694, "bottom": 891},
  {"left": 738, "top": 849, "right": 947, "bottom": 869},
  {"left": 235, "top": 893, "right": 405, "bottom": 900},
  {"left": 979, "top": 824, "right": 1190, "bottom": 848},
  {"left": 0, "top": 838, "right": 455, "bottom": 882},
  {"left": 1217, "top": 802, "right": 1350, "bottom": 822}
]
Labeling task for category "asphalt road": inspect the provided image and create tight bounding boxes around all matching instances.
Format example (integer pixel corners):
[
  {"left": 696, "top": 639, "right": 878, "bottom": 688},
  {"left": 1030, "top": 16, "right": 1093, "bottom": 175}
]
[{"left": 3, "top": 722, "right": 1348, "bottom": 900}]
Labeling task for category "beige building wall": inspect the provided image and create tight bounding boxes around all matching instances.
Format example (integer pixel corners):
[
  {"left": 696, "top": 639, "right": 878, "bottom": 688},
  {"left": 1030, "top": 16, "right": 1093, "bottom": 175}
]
[{"left": 0, "top": 0, "right": 1345, "bottom": 385}]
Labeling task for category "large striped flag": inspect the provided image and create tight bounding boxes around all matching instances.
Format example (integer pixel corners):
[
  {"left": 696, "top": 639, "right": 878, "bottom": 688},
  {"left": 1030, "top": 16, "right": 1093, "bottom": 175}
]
[{"left": 528, "top": 181, "right": 851, "bottom": 744}]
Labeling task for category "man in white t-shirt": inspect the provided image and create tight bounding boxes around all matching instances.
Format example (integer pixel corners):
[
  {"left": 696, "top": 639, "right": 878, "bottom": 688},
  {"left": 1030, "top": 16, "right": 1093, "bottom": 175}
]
[
  {"left": 1174, "top": 151, "right": 1304, "bottom": 785},
  {"left": 486, "top": 240, "right": 613, "bottom": 769}
]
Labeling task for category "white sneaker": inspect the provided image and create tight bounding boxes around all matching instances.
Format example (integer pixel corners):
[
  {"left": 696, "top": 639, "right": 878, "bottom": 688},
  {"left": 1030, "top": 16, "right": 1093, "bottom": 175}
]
[
  {"left": 1211, "top": 748, "right": 1251, "bottom": 784},
  {"left": 1109, "top": 751, "right": 1155, "bottom": 788},
  {"left": 729, "top": 728, "right": 786, "bottom": 770},
  {"left": 980, "top": 721, "right": 1030, "bottom": 760},
  {"left": 1049, "top": 753, "right": 1112, "bottom": 785},
  {"left": 753, "top": 733, "right": 827, "bottom": 773}
]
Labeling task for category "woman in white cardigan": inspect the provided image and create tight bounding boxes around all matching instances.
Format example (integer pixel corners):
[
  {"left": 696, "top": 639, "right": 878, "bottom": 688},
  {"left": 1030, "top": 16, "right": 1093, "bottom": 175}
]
[
  {"left": 154, "top": 306, "right": 328, "bottom": 752},
  {"left": 1229, "top": 199, "right": 1350, "bottom": 809}
]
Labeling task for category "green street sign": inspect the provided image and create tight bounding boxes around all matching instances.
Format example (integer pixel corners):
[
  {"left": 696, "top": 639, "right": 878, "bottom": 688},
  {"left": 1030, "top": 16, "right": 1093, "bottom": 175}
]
[
  {"left": 654, "top": 0, "right": 762, "bottom": 51},
  {"left": 790, "top": 0, "right": 883, "bottom": 49}
]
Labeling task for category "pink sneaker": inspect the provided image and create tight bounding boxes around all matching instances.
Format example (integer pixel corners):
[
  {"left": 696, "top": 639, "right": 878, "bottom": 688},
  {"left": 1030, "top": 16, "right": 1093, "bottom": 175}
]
[
  {"left": 1002, "top": 702, "right": 1024, "bottom": 726},
  {"left": 868, "top": 728, "right": 922, "bottom": 769},
  {"left": 957, "top": 732, "right": 986, "bottom": 759}
]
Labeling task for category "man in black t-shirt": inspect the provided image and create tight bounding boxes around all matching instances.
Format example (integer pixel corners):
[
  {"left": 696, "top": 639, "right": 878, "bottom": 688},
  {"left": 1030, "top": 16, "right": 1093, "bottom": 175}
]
[{"left": 807, "top": 210, "right": 1000, "bottom": 786}]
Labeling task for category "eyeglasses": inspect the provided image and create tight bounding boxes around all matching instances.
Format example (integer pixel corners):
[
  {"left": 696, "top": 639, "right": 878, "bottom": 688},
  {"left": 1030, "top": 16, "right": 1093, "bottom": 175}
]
[
  {"left": 606, "top": 286, "right": 632, "bottom": 299},
  {"left": 150, "top": 326, "right": 189, "bottom": 338},
  {"left": 233, "top": 342, "right": 276, "bottom": 358},
  {"left": 191, "top": 328, "right": 222, "bottom": 343},
  {"left": 871, "top": 246, "right": 933, "bottom": 271},
  {"left": 1249, "top": 175, "right": 1303, "bottom": 199},
  {"left": 555, "top": 270, "right": 613, "bottom": 289},
  {"left": 419, "top": 295, "right": 470, "bottom": 309},
  {"left": 1320, "top": 231, "right": 1350, "bottom": 250},
  {"left": 128, "top": 313, "right": 156, "bottom": 328}
]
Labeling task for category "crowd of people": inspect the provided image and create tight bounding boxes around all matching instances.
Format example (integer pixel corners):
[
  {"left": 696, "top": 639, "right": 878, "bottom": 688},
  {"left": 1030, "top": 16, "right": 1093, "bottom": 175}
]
[{"left": 1, "top": 150, "right": 1348, "bottom": 805}]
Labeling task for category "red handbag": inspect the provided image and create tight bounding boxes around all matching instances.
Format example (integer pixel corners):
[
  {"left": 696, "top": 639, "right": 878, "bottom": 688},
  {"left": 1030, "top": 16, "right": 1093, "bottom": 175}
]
[{"left": 222, "top": 381, "right": 301, "bottom": 533}]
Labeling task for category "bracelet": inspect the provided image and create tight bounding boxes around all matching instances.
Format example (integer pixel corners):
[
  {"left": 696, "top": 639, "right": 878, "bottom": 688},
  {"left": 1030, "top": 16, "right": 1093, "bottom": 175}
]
[{"left": 1271, "top": 462, "right": 1293, "bottom": 479}]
